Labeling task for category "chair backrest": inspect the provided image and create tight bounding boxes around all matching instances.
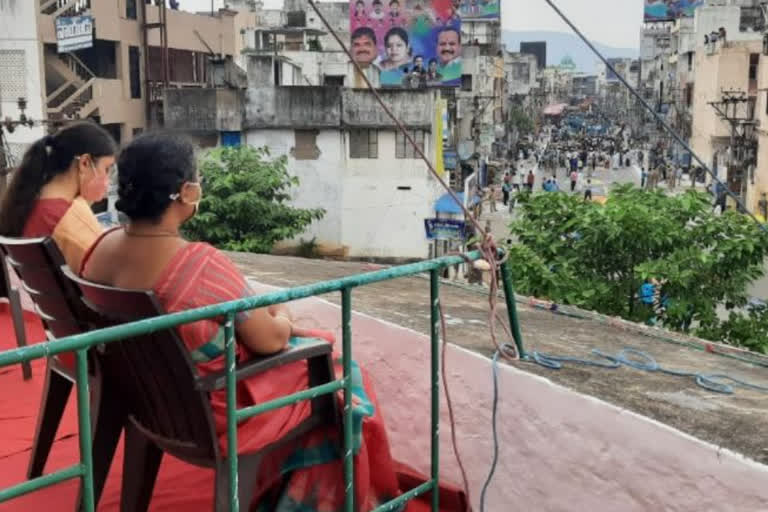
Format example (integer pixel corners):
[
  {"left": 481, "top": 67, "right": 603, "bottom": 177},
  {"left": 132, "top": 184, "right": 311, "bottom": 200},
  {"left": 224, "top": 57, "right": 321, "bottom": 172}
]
[
  {"left": 0, "top": 236, "right": 84, "bottom": 339},
  {"left": 62, "top": 266, "right": 220, "bottom": 464}
]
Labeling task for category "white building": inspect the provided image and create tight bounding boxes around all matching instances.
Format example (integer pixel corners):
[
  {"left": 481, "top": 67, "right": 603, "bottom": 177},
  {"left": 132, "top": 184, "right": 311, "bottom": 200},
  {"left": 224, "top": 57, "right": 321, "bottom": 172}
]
[
  {"left": 0, "top": 0, "right": 47, "bottom": 164},
  {"left": 165, "top": 54, "right": 444, "bottom": 260}
]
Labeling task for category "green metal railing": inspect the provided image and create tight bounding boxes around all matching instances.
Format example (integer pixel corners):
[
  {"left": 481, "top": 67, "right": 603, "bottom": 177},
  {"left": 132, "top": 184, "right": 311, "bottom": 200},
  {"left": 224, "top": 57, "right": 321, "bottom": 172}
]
[{"left": 0, "top": 250, "right": 525, "bottom": 511}]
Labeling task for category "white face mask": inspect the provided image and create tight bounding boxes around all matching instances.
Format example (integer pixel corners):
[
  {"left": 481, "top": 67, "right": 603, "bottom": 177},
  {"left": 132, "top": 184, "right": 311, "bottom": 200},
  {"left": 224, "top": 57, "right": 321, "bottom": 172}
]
[{"left": 169, "top": 182, "right": 202, "bottom": 220}]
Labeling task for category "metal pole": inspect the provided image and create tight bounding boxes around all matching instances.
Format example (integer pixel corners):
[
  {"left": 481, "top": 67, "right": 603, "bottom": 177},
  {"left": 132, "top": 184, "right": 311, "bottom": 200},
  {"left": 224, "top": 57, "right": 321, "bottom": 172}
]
[
  {"left": 341, "top": 288, "right": 354, "bottom": 512},
  {"left": 224, "top": 313, "right": 239, "bottom": 512},
  {"left": 429, "top": 270, "right": 440, "bottom": 512},
  {"left": 75, "top": 349, "right": 95, "bottom": 512}
]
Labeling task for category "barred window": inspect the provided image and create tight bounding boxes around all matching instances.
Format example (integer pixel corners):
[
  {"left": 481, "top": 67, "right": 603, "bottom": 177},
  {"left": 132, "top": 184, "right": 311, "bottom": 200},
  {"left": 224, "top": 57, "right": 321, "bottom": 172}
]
[
  {"left": 395, "top": 130, "right": 425, "bottom": 159},
  {"left": 349, "top": 129, "right": 378, "bottom": 159}
]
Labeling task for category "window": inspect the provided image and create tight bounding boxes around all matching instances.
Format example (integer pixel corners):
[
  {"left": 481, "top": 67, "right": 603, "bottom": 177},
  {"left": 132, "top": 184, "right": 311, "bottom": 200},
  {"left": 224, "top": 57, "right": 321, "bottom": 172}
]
[
  {"left": 685, "top": 83, "right": 693, "bottom": 108},
  {"left": 349, "top": 129, "right": 378, "bottom": 159},
  {"left": 126, "top": 0, "right": 137, "bottom": 19},
  {"left": 129, "top": 46, "right": 141, "bottom": 99},
  {"left": 324, "top": 75, "right": 345, "bottom": 87},
  {"left": 687, "top": 52, "right": 693, "bottom": 72},
  {"left": 396, "top": 130, "right": 426, "bottom": 159},
  {"left": 749, "top": 53, "right": 760, "bottom": 82},
  {"left": 511, "top": 63, "right": 530, "bottom": 82},
  {"left": 293, "top": 130, "right": 319, "bottom": 160},
  {"left": 460, "top": 74, "right": 473, "bottom": 92}
]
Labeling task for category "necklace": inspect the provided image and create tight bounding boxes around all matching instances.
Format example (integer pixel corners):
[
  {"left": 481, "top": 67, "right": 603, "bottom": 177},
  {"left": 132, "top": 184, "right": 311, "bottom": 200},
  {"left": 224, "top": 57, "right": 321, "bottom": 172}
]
[{"left": 123, "top": 227, "right": 180, "bottom": 238}]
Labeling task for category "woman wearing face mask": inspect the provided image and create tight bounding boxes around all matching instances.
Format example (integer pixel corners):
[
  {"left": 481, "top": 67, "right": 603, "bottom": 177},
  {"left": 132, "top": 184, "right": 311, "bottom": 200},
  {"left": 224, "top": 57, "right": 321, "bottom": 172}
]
[
  {"left": 80, "top": 133, "right": 469, "bottom": 510},
  {"left": 0, "top": 121, "right": 117, "bottom": 271}
]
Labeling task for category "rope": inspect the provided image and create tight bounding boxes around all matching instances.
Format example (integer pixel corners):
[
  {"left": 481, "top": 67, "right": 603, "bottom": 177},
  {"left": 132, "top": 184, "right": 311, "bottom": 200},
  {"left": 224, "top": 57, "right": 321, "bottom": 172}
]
[
  {"left": 304, "top": 3, "right": 522, "bottom": 508},
  {"left": 477, "top": 343, "right": 768, "bottom": 511},
  {"left": 526, "top": 347, "right": 768, "bottom": 395}
]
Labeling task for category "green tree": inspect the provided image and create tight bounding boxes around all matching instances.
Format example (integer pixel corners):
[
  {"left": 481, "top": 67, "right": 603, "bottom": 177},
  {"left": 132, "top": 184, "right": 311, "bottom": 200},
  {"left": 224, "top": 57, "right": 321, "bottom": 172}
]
[
  {"left": 507, "top": 106, "right": 534, "bottom": 136},
  {"left": 506, "top": 185, "right": 768, "bottom": 352},
  {"left": 183, "top": 146, "right": 325, "bottom": 253}
]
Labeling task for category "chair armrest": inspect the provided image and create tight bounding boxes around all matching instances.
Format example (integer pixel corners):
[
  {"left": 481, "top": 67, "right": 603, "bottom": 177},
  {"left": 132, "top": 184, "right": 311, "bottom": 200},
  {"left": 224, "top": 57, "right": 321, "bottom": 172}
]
[{"left": 195, "top": 338, "right": 333, "bottom": 392}]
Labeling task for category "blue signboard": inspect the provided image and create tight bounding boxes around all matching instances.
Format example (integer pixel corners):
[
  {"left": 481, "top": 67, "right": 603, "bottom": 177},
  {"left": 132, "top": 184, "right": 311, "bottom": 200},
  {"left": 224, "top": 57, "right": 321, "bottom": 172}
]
[
  {"left": 424, "top": 218, "right": 469, "bottom": 240},
  {"left": 55, "top": 16, "right": 94, "bottom": 53},
  {"left": 444, "top": 150, "right": 458, "bottom": 170}
]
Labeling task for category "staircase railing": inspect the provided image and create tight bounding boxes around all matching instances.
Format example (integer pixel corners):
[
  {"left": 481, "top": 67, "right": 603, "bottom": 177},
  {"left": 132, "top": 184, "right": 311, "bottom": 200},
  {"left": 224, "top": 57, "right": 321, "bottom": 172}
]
[
  {"left": 0, "top": 250, "right": 525, "bottom": 512},
  {"left": 60, "top": 52, "right": 96, "bottom": 83},
  {"left": 47, "top": 77, "right": 95, "bottom": 116}
]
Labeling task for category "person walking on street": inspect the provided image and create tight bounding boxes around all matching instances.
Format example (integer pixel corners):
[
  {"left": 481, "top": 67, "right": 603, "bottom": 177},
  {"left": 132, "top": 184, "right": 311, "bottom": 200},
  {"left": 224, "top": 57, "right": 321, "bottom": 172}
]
[
  {"left": 526, "top": 170, "right": 535, "bottom": 192},
  {"left": 641, "top": 167, "right": 648, "bottom": 189},
  {"left": 570, "top": 169, "right": 578, "bottom": 192},
  {"left": 512, "top": 171, "right": 521, "bottom": 192},
  {"left": 502, "top": 174, "right": 511, "bottom": 206},
  {"left": 488, "top": 186, "right": 498, "bottom": 212},
  {"left": 584, "top": 179, "right": 593, "bottom": 201}
]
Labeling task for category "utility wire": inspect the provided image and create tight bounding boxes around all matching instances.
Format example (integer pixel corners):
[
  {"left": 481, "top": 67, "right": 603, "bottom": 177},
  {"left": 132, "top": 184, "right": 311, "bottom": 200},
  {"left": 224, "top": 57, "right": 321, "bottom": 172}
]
[{"left": 541, "top": 0, "right": 768, "bottom": 232}]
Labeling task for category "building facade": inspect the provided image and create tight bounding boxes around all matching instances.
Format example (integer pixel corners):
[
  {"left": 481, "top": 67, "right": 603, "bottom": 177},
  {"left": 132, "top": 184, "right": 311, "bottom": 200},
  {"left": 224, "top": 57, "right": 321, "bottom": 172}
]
[{"left": 0, "top": 0, "right": 241, "bottom": 153}]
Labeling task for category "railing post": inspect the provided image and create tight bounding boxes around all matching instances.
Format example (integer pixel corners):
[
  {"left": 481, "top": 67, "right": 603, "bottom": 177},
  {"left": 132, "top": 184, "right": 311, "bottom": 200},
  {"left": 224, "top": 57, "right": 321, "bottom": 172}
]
[
  {"left": 224, "top": 313, "right": 239, "bottom": 512},
  {"left": 341, "top": 287, "right": 355, "bottom": 512},
  {"left": 75, "top": 349, "right": 94, "bottom": 512},
  {"left": 500, "top": 259, "right": 526, "bottom": 358},
  {"left": 429, "top": 270, "right": 440, "bottom": 512}
]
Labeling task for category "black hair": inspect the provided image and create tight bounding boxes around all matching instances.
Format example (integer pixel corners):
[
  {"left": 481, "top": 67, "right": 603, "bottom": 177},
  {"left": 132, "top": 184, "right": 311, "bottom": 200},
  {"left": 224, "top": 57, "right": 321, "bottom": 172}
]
[
  {"left": 438, "top": 26, "right": 461, "bottom": 42},
  {"left": 352, "top": 27, "right": 377, "bottom": 45},
  {"left": 115, "top": 133, "right": 196, "bottom": 223},
  {"left": 389, "top": 0, "right": 399, "bottom": 5},
  {"left": 0, "top": 121, "right": 116, "bottom": 236},
  {"left": 414, "top": 54, "right": 424, "bottom": 61},
  {"left": 385, "top": 27, "right": 409, "bottom": 47},
  {"left": 428, "top": 58, "right": 437, "bottom": 65}
]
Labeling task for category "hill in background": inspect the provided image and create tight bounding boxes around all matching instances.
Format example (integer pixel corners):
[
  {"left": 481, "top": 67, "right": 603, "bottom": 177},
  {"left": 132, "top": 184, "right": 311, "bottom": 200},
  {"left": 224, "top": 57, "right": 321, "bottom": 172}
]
[{"left": 503, "top": 30, "right": 639, "bottom": 74}]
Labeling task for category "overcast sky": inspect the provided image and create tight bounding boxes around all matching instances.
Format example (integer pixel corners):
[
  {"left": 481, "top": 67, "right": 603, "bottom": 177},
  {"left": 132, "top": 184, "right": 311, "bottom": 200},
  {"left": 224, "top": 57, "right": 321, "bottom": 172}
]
[{"left": 182, "top": 0, "right": 643, "bottom": 49}]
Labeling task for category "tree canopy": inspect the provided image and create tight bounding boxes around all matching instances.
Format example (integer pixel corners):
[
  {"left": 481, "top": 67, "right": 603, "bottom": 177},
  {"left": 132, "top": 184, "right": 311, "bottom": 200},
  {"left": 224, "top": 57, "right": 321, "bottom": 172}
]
[
  {"left": 505, "top": 185, "right": 768, "bottom": 353},
  {"left": 183, "top": 146, "right": 325, "bottom": 254}
]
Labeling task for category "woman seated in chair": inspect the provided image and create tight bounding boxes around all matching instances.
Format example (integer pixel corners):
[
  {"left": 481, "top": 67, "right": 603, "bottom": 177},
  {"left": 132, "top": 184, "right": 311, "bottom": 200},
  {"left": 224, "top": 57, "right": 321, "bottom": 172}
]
[
  {"left": 80, "top": 133, "right": 467, "bottom": 511},
  {"left": 0, "top": 122, "right": 116, "bottom": 271}
]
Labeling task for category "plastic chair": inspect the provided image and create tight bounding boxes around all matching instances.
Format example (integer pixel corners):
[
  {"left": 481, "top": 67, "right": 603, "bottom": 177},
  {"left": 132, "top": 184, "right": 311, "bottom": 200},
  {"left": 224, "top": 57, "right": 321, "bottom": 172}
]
[
  {"left": 0, "top": 236, "right": 121, "bottom": 507},
  {"left": 63, "top": 266, "right": 338, "bottom": 511},
  {"left": 0, "top": 256, "right": 32, "bottom": 380}
]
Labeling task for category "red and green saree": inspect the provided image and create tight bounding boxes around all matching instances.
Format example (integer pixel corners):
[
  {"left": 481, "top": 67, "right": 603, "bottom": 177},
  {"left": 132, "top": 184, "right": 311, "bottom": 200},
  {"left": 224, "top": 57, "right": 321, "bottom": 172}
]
[{"left": 129, "top": 241, "right": 467, "bottom": 511}]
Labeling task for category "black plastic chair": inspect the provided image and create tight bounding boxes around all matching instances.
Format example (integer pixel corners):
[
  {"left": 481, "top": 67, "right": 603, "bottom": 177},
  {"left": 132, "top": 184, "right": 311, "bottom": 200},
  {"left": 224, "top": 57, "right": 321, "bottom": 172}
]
[
  {"left": 63, "top": 266, "right": 338, "bottom": 511},
  {"left": 0, "top": 256, "right": 32, "bottom": 380},
  {"left": 0, "top": 236, "right": 122, "bottom": 507}
]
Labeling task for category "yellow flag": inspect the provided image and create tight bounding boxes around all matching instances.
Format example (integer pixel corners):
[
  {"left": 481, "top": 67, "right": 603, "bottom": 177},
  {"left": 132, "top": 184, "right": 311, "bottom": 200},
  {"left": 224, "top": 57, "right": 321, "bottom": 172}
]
[{"left": 435, "top": 97, "right": 445, "bottom": 176}]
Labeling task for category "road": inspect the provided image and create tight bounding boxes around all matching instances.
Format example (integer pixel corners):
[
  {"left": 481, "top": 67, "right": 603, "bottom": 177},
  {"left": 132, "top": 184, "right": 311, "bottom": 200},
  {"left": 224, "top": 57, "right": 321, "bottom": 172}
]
[{"left": 483, "top": 158, "right": 642, "bottom": 243}]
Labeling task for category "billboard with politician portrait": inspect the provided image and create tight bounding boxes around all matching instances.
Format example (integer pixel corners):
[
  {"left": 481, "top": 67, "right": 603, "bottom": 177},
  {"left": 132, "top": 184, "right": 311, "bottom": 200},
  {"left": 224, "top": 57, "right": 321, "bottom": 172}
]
[
  {"left": 644, "top": 0, "right": 704, "bottom": 22},
  {"left": 456, "top": 0, "right": 499, "bottom": 20},
  {"left": 350, "top": 0, "right": 461, "bottom": 88}
]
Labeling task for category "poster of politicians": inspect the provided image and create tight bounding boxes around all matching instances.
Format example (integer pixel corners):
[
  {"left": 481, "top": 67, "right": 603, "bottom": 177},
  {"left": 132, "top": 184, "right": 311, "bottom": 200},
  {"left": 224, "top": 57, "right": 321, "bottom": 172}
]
[
  {"left": 456, "top": 0, "right": 499, "bottom": 19},
  {"left": 644, "top": 0, "right": 704, "bottom": 22},
  {"left": 350, "top": 0, "right": 462, "bottom": 88}
]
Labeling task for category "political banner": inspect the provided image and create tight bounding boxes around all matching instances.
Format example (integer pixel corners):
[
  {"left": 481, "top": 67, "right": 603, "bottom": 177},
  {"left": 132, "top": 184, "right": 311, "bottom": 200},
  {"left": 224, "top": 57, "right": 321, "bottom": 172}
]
[
  {"left": 644, "top": 0, "right": 704, "bottom": 22},
  {"left": 456, "top": 0, "right": 499, "bottom": 20},
  {"left": 350, "top": 0, "right": 461, "bottom": 88},
  {"left": 56, "top": 15, "right": 94, "bottom": 53}
]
